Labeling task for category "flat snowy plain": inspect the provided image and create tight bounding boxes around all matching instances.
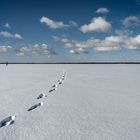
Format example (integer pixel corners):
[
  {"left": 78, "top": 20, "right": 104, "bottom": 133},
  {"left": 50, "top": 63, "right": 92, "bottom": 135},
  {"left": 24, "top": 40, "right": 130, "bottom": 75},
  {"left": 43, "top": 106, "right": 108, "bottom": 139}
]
[{"left": 0, "top": 64, "right": 140, "bottom": 140}]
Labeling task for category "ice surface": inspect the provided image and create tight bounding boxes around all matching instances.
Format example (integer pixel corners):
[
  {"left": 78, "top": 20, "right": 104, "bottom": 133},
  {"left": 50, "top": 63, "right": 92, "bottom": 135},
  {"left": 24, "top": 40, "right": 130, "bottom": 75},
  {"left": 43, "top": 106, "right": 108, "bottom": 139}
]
[{"left": 0, "top": 64, "right": 140, "bottom": 140}]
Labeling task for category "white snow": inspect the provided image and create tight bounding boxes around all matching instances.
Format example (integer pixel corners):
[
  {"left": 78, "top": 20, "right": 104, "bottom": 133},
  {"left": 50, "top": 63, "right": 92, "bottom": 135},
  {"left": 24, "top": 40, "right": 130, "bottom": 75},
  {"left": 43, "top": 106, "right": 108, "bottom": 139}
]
[{"left": 0, "top": 64, "right": 140, "bottom": 139}]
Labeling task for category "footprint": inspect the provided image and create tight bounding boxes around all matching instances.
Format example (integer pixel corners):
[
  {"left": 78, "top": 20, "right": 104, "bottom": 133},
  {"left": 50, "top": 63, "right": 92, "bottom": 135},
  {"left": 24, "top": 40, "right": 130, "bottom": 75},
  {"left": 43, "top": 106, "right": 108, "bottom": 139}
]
[
  {"left": 52, "top": 84, "right": 58, "bottom": 88},
  {"left": 28, "top": 102, "right": 43, "bottom": 111},
  {"left": 37, "top": 93, "right": 47, "bottom": 99},
  {"left": 0, "top": 116, "right": 16, "bottom": 128},
  {"left": 58, "top": 80, "right": 63, "bottom": 85},
  {"left": 61, "top": 77, "right": 65, "bottom": 80},
  {"left": 58, "top": 79, "right": 62, "bottom": 82},
  {"left": 49, "top": 88, "right": 57, "bottom": 93}
]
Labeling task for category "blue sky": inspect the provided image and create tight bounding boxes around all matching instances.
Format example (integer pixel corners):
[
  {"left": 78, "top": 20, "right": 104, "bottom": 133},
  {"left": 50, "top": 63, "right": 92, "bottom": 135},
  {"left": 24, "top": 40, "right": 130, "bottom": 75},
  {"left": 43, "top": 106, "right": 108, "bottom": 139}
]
[{"left": 0, "top": 0, "right": 140, "bottom": 62}]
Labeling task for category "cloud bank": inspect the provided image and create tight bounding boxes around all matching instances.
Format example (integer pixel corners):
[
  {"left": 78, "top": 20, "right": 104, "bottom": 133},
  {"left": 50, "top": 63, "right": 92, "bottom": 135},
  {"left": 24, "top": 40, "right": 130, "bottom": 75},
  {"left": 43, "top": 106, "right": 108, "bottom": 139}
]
[
  {"left": 16, "top": 44, "right": 55, "bottom": 56},
  {"left": 54, "top": 33, "right": 140, "bottom": 53}
]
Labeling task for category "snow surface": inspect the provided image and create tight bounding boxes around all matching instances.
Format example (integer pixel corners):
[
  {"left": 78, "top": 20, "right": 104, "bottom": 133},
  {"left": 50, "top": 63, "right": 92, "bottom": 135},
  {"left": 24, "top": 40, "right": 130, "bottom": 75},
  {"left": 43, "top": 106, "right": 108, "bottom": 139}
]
[{"left": 0, "top": 64, "right": 140, "bottom": 140}]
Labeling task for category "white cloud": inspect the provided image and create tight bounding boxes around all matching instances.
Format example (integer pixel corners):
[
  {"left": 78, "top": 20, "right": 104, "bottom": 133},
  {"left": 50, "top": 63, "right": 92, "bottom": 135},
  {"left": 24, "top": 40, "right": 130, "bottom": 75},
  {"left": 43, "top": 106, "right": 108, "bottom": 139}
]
[
  {"left": 19, "top": 46, "right": 30, "bottom": 53},
  {"left": 54, "top": 32, "right": 137, "bottom": 53},
  {"left": 16, "top": 52, "right": 25, "bottom": 56},
  {"left": 14, "top": 33, "right": 23, "bottom": 39},
  {"left": 40, "top": 16, "right": 68, "bottom": 29},
  {"left": 16, "top": 44, "right": 55, "bottom": 56},
  {"left": 4, "top": 23, "right": 11, "bottom": 29},
  {"left": 0, "top": 44, "right": 54, "bottom": 55},
  {"left": 70, "top": 48, "right": 88, "bottom": 54},
  {"left": 61, "top": 38, "right": 70, "bottom": 43},
  {"left": 0, "top": 31, "right": 23, "bottom": 39},
  {"left": 69, "top": 20, "right": 78, "bottom": 27},
  {"left": 97, "top": 35, "right": 124, "bottom": 48},
  {"left": 69, "top": 49, "right": 75, "bottom": 54},
  {"left": 115, "top": 29, "right": 133, "bottom": 36},
  {"left": 52, "top": 36, "right": 60, "bottom": 41},
  {"left": 124, "top": 35, "right": 140, "bottom": 50},
  {"left": 80, "top": 17, "right": 112, "bottom": 33},
  {"left": 0, "top": 31, "right": 13, "bottom": 38},
  {"left": 58, "top": 35, "right": 125, "bottom": 52},
  {"left": 122, "top": 16, "right": 140, "bottom": 27},
  {"left": 65, "top": 42, "right": 74, "bottom": 48},
  {"left": 1, "top": 34, "right": 140, "bottom": 56},
  {"left": 15, "top": 34, "right": 140, "bottom": 56},
  {"left": 96, "top": 8, "right": 109, "bottom": 14},
  {"left": 0, "top": 45, "right": 12, "bottom": 53},
  {"left": 64, "top": 34, "right": 140, "bottom": 52},
  {"left": 52, "top": 35, "right": 71, "bottom": 43},
  {"left": 61, "top": 37, "right": 97, "bottom": 49},
  {"left": 94, "top": 46, "right": 121, "bottom": 52},
  {"left": 40, "top": 16, "right": 78, "bottom": 29}
]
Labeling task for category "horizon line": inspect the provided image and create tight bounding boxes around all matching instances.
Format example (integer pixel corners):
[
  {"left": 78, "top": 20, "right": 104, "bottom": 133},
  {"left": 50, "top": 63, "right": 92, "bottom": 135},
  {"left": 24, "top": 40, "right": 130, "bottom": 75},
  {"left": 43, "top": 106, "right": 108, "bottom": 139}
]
[{"left": 1, "top": 62, "right": 140, "bottom": 64}]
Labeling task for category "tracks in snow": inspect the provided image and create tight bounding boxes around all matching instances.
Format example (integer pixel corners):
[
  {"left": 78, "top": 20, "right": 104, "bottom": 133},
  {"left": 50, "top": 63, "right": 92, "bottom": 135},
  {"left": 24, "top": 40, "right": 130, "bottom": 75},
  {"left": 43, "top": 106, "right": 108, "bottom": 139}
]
[{"left": 0, "top": 70, "right": 67, "bottom": 128}]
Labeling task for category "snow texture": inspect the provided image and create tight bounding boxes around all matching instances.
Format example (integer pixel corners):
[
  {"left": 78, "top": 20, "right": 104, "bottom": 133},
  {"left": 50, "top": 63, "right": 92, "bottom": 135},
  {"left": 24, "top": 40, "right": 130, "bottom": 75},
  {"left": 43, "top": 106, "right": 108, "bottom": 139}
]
[{"left": 0, "top": 64, "right": 140, "bottom": 140}]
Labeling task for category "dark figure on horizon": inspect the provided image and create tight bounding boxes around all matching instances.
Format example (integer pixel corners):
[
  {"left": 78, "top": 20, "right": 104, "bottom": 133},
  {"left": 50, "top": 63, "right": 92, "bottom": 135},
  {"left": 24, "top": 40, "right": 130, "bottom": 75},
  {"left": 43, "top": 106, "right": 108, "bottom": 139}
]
[{"left": 6, "top": 62, "right": 8, "bottom": 66}]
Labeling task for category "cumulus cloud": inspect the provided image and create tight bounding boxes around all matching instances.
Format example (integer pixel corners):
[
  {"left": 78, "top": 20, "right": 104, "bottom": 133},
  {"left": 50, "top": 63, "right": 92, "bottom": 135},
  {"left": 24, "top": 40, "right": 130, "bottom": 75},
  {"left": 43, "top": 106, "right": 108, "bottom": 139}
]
[
  {"left": 122, "top": 16, "right": 140, "bottom": 27},
  {"left": 59, "top": 37, "right": 96, "bottom": 49},
  {"left": 52, "top": 36, "right": 60, "bottom": 41},
  {"left": 52, "top": 35, "right": 71, "bottom": 43},
  {"left": 31, "top": 44, "right": 53, "bottom": 55},
  {"left": 96, "top": 36, "right": 124, "bottom": 48},
  {"left": 69, "top": 49, "right": 75, "bottom": 54},
  {"left": 94, "top": 46, "right": 121, "bottom": 52},
  {"left": 14, "top": 33, "right": 23, "bottom": 39},
  {"left": 40, "top": 16, "right": 69, "bottom": 29},
  {"left": 4, "top": 23, "right": 11, "bottom": 29},
  {"left": 0, "top": 45, "right": 12, "bottom": 53},
  {"left": 64, "top": 42, "right": 74, "bottom": 48},
  {"left": 0, "top": 43, "right": 55, "bottom": 56},
  {"left": 15, "top": 34, "right": 140, "bottom": 56},
  {"left": 80, "top": 17, "right": 112, "bottom": 33},
  {"left": 61, "top": 38, "right": 70, "bottom": 43},
  {"left": 124, "top": 35, "right": 140, "bottom": 50},
  {"left": 0, "top": 31, "right": 23, "bottom": 39},
  {"left": 70, "top": 48, "right": 88, "bottom": 54},
  {"left": 16, "top": 52, "right": 25, "bottom": 56},
  {"left": 16, "top": 44, "right": 55, "bottom": 56},
  {"left": 68, "top": 20, "right": 78, "bottom": 27},
  {"left": 1, "top": 34, "right": 140, "bottom": 56},
  {"left": 0, "top": 31, "right": 13, "bottom": 38},
  {"left": 57, "top": 34, "right": 127, "bottom": 52},
  {"left": 96, "top": 8, "right": 109, "bottom": 14},
  {"left": 40, "top": 16, "right": 78, "bottom": 29},
  {"left": 115, "top": 29, "right": 133, "bottom": 36},
  {"left": 60, "top": 33, "right": 140, "bottom": 52}
]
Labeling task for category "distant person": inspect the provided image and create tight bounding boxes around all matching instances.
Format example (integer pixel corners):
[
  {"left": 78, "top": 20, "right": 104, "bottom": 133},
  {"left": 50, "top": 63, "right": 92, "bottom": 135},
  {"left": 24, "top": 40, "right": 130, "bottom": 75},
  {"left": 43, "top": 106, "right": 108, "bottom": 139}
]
[{"left": 6, "top": 62, "right": 8, "bottom": 66}]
